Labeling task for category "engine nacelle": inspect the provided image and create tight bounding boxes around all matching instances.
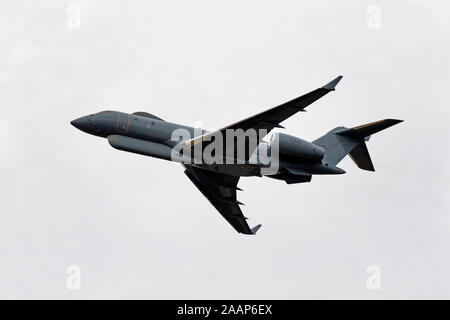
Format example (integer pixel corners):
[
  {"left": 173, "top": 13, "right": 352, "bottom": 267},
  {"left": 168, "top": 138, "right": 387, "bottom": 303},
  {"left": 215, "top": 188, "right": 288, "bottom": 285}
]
[{"left": 271, "top": 133, "right": 324, "bottom": 160}]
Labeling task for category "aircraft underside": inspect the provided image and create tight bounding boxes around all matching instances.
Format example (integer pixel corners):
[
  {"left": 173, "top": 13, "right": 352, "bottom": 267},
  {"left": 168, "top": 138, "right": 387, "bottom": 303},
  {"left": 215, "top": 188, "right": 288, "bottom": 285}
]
[{"left": 71, "top": 75, "right": 403, "bottom": 235}]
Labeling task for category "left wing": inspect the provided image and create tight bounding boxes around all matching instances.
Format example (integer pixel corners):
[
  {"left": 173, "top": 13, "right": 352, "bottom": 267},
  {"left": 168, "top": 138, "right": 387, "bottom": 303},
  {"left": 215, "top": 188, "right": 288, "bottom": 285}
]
[
  {"left": 184, "top": 165, "right": 261, "bottom": 235},
  {"left": 185, "top": 76, "right": 343, "bottom": 160}
]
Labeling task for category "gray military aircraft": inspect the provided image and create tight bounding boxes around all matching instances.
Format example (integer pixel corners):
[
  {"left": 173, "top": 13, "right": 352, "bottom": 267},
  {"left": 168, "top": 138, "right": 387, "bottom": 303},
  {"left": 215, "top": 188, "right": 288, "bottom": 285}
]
[{"left": 71, "top": 76, "right": 402, "bottom": 235}]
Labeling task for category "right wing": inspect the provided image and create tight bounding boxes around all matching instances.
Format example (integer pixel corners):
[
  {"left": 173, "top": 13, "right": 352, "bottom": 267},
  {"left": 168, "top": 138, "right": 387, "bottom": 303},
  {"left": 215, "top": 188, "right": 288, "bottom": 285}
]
[
  {"left": 185, "top": 76, "right": 343, "bottom": 160},
  {"left": 184, "top": 165, "right": 261, "bottom": 235}
]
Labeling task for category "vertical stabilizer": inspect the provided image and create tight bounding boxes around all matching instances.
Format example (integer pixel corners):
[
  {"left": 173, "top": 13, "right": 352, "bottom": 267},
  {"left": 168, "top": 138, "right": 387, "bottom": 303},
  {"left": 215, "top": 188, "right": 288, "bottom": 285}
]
[{"left": 313, "top": 119, "right": 403, "bottom": 171}]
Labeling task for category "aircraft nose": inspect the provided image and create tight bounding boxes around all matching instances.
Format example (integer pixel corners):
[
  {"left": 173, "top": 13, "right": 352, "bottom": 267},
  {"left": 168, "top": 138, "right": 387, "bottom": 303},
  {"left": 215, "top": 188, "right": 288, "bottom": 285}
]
[{"left": 71, "top": 116, "right": 91, "bottom": 131}]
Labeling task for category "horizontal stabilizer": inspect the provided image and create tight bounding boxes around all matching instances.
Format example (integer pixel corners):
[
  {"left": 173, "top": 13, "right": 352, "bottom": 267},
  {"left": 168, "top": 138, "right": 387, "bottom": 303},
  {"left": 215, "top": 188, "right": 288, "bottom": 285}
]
[
  {"left": 348, "top": 141, "right": 375, "bottom": 171},
  {"left": 313, "top": 118, "right": 403, "bottom": 170},
  {"left": 335, "top": 119, "right": 403, "bottom": 139}
]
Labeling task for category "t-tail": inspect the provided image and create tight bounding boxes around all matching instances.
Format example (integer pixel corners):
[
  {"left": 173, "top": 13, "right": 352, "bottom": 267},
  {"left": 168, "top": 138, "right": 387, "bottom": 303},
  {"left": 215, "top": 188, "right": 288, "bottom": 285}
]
[{"left": 313, "top": 119, "right": 403, "bottom": 171}]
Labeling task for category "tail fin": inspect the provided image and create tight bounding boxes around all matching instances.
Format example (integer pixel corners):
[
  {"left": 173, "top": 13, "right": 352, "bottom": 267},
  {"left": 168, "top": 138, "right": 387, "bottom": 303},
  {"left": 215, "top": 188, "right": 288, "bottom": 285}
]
[{"left": 313, "top": 119, "right": 403, "bottom": 171}]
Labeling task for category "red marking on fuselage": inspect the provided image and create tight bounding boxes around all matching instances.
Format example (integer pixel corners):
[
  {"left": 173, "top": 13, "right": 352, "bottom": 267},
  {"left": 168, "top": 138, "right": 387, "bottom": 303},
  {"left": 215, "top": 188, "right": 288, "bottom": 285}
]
[
  {"left": 115, "top": 112, "right": 130, "bottom": 133},
  {"left": 115, "top": 112, "right": 120, "bottom": 132},
  {"left": 125, "top": 114, "right": 130, "bottom": 133}
]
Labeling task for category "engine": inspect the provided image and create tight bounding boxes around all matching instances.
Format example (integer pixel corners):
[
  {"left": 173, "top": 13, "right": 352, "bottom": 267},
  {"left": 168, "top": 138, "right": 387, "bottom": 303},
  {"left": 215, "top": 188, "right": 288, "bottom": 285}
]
[{"left": 271, "top": 133, "right": 324, "bottom": 160}]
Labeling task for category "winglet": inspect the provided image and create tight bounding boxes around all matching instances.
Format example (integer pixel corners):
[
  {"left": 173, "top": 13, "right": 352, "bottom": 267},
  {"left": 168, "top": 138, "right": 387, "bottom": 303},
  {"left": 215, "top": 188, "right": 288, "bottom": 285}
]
[
  {"left": 251, "top": 224, "right": 262, "bottom": 235},
  {"left": 322, "top": 75, "right": 343, "bottom": 91}
]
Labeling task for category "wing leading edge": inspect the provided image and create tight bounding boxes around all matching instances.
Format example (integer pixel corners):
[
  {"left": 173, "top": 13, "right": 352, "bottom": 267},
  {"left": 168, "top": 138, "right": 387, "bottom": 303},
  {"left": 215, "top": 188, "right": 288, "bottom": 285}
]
[
  {"left": 181, "top": 76, "right": 343, "bottom": 234},
  {"left": 184, "top": 165, "right": 261, "bottom": 235},
  {"left": 185, "top": 76, "right": 343, "bottom": 157}
]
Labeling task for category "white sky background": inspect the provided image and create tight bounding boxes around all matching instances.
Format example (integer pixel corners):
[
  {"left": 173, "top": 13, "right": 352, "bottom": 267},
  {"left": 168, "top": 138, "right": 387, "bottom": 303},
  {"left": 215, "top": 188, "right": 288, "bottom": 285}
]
[{"left": 0, "top": 0, "right": 449, "bottom": 299}]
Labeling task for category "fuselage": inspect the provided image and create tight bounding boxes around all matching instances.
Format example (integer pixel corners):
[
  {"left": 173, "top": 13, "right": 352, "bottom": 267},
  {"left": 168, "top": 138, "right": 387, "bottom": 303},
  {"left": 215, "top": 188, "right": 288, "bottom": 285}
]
[
  {"left": 71, "top": 110, "right": 198, "bottom": 145},
  {"left": 69, "top": 76, "right": 402, "bottom": 235},
  {"left": 71, "top": 110, "right": 345, "bottom": 178}
]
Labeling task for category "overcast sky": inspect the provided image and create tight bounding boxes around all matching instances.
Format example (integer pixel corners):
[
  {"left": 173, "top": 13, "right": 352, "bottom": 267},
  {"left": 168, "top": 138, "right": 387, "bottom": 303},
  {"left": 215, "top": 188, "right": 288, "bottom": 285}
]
[{"left": 0, "top": 0, "right": 449, "bottom": 299}]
